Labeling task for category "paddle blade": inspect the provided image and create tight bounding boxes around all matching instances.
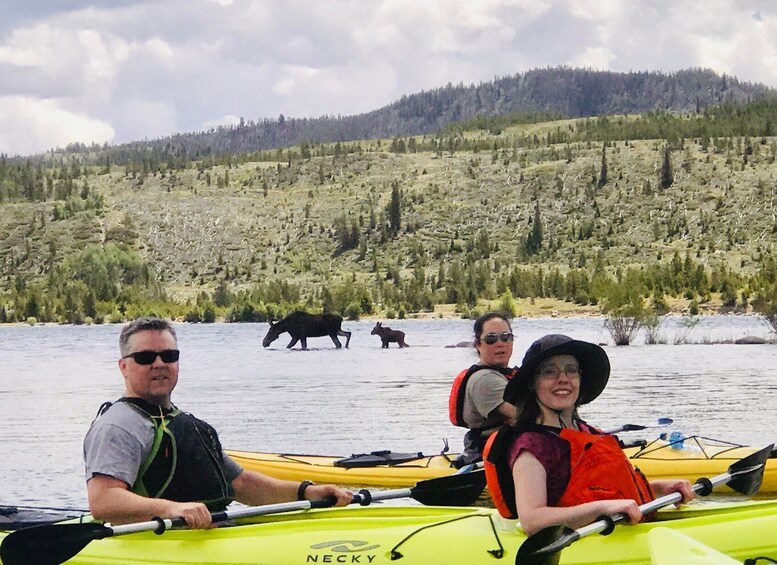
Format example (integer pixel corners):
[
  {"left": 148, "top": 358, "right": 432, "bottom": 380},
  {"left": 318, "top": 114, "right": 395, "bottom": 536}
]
[
  {"left": 726, "top": 444, "right": 773, "bottom": 496},
  {"left": 0, "top": 522, "right": 109, "bottom": 565},
  {"left": 410, "top": 469, "right": 486, "bottom": 506},
  {"left": 453, "top": 461, "right": 480, "bottom": 475},
  {"left": 515, "top": 524, "right": 572, "bottom": 565},
  {"left": 607, "top": 417, "right": 673, "bottom": 433}
]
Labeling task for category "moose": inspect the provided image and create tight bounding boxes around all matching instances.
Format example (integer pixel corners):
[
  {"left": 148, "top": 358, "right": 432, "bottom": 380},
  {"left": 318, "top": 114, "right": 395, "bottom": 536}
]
[
  {"left": 262, "top": 311, "right": 351, "bottom": 350},
  {"left": 370, "top": 322, "right": 409, "bottom": 348}
]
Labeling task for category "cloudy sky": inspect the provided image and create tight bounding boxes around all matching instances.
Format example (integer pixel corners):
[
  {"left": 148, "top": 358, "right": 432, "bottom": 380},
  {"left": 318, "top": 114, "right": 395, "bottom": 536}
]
[{"left": 2, "top": 0, "right": 777, "bottom": 156}]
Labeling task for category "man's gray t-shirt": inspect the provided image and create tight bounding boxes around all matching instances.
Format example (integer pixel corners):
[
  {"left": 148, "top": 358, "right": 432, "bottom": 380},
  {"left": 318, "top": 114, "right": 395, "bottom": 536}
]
[
  {"left": 462, "top": 368, "right": 509, "bottom": 430},
  {"left": 84, "top": 401, "right": 242, "bottom": 488}
]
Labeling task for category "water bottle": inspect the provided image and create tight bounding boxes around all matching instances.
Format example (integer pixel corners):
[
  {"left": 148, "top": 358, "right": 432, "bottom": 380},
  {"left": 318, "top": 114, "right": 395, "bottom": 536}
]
[{"left": 669, "top": 431, "right": 685, "bottom": 449}]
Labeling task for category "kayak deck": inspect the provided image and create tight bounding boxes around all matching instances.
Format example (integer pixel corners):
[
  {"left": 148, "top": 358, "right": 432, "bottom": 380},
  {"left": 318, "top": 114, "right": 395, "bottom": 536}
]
[
  {"left": 226, "top": 435, "right": 777, "bottom": 492},
  {"left": 225, "top": 450, "right": 458, "bottom": 487},
  {"left": 648, "top": 527, "right": 741, "bottom": 564},
  {"left": 624, "top": 436, "right": 777, "bottom": 494}
]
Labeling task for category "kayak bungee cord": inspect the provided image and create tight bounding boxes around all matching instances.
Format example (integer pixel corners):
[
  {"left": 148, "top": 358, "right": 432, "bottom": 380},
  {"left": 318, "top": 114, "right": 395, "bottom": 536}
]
[{"left": 389, "top": 511, "right": 504, "bottom": 560}]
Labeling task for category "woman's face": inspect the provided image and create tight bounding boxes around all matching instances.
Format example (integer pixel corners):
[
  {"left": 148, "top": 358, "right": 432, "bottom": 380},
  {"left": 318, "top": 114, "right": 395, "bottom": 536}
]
[
  {"left": 475, "top": 317, "right": 514, "bottom": 367},
  {"left": 533, "top": 354, "right": 581, "bottom": 413}
]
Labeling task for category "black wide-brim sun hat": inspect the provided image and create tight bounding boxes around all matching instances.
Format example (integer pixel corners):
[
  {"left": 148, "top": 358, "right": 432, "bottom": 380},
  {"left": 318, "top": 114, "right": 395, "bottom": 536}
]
[{"left": 504, "top": 334, "right": 610, "bottom": 405}]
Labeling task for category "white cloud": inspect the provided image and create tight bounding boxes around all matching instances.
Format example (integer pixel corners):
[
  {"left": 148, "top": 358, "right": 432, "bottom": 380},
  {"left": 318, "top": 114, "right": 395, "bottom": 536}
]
[
  {"left": 202, "top": 114, "right": 242, "bottom": 129},
  {"left": 0, "top": 41, "right": 44, "bottom": 67},
  {"left": 0, "top": 96, "right": 114, "bottom": 155},
  {"left": 568, "top": 46, "right": 616, "bottom": 71},
  {"left": 112, "top": 98, "right": 177, "bottom": 141},
  {"left": 566, "top": 0, "right": 622, "bottom": 22},
  {"left": 3, "top": 0, "right": 777, "bottom": 155},
  {"left": 271, "top": 66, "right": 321, "bottom": 97},
  {"left": 144, "top": 37, "right": 175, "bottom": 62}
]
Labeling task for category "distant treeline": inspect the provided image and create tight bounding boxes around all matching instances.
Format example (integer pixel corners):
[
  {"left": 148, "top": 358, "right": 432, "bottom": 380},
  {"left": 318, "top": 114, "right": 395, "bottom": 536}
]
[
  {"left": 2, "top": 241, "right": 776, "bottom": 325},
  {"left": 11, "top": 66, "right": 771, "bottom": 168}
]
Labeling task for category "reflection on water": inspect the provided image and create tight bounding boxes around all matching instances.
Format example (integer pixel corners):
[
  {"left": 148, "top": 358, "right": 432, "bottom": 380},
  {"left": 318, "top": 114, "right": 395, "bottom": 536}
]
[{"left": 0, "top": 315, "right": 774, "bottom": 508}]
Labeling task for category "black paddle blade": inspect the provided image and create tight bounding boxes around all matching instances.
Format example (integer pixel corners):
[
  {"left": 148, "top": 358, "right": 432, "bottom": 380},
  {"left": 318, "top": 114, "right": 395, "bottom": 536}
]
[
  {"left": 0, "top": 522, "right": 110, "bottom": 565},
  {"left": 515, "top": 524, "right": 574, "bottom": 565},
  {"left": 726, "top": 444, "right": 774, "bottom": 496},
  {"left": 410, "top": 469, "right": 486, "bottom": 506}
]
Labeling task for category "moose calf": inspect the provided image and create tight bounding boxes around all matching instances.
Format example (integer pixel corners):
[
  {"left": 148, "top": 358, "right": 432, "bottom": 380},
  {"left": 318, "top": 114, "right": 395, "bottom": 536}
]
[{"left": 370, "top": 322, "right": 409, "bottom": 348}]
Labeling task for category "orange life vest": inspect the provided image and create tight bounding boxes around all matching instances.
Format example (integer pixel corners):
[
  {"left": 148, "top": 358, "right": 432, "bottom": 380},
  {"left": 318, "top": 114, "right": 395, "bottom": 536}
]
[
  {"left": 448, "top": 365, "right": 515, "bottom": 428},
  {"left": 556, "top": 428, "right": 654, "bottom": 509},
  {"left": 483, "top": 425, "right": 519, "bottom": 518},
  {"left": 483, "top": 425, "right": 654, "bottom": 519}
]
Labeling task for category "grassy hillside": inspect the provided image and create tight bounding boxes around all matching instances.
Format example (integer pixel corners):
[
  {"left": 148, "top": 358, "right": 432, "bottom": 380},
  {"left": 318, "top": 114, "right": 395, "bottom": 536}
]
[{"left": 2, "top": 114, "right": 777, "bottom": 322}]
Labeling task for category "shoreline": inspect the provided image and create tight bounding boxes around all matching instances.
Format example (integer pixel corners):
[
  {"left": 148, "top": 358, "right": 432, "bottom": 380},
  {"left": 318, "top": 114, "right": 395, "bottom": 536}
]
[
  {"left": 1, "top": 310, "right": 769, "bottom": 327},
  {"left": 0, "top": 296, "right": 767, "bottom": 328}
]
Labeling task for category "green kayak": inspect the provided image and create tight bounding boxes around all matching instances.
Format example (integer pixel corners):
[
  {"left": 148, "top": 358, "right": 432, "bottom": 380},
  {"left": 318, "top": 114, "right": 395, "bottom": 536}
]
[{"left": 2, "top": 500, "right": 776, "bottom": 564}]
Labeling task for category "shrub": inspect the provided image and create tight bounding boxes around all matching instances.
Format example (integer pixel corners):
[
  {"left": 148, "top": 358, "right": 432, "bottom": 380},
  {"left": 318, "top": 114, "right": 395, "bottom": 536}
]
[
  {"left": 345, "top": 302, "right": 360, "bottom": 320},
  {"left": 184, "top": 310, "right": 202, "bottom": 323},
  {"left": 202, "top": 306, "right": 217, "bottom": 323},
  {"left": 643, "top": 314, "right": 666, "bottom": 344}
]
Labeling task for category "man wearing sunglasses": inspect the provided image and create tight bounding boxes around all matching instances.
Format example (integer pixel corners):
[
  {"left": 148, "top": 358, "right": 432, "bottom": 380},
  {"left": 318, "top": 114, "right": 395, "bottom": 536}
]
[
  {"left": 84, "top": 316, "right": 352, "bottom": 529},
  {"left": 449, "top": 312, "right": 519, "bottom": 468}
]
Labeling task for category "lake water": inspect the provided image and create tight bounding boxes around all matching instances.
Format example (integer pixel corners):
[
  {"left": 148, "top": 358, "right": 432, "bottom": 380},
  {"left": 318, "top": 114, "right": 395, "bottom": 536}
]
[{"left": 0, "top": 315, "right": 775, "bottom": 510}]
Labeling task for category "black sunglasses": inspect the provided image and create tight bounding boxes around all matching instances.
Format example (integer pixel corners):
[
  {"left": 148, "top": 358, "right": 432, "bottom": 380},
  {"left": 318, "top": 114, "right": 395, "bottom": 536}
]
[
  {"left": 481, "top": 332, "right": 514, "bottom": 345},
  {"left": 122, "top": 349, "right": 180, "bottom": 365}
]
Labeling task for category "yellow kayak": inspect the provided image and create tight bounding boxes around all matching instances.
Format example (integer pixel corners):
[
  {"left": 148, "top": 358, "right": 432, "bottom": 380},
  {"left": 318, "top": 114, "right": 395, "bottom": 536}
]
[
  {"left": 647, "top": 527, "right": 741, "bottom": 564},
  {"left": 624, "top": 436, "right": 777, "bottom": 494},
  {"left": 2, "top": 451, "right": 773, "bottom": 565},
  {"left": 3, "top": 501, "right": 777, "bottom": 565},
  {"left": 225, "top": 449, "right": 457, "bottom": 487},
  {"left": 226, "top": 435, "right": 777, "bottom": 492}
]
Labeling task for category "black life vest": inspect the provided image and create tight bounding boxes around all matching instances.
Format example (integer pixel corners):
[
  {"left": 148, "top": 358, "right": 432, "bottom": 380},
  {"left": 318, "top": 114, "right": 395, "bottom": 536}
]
[
  {"left": 96, "top": 398, "right": 235, "bottom": 511},
  {"left": 449, "top": 364, "right": 515, "bottom": 428}
]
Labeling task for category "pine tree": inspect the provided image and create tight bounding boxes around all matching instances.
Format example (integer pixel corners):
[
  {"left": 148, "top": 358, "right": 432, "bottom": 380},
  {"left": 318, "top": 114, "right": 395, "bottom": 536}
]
[
  {"left": 525, "top": 201, "right": 543, "bottom": 255},
  {"left": 598, "top": 144, "right": 608, "bottom": 187},
  {"left": 660, "top": 146, "right": 674, "bottom": 190},
  {"left": 388, "top": 183, "right": 401, "bottom": 237}
]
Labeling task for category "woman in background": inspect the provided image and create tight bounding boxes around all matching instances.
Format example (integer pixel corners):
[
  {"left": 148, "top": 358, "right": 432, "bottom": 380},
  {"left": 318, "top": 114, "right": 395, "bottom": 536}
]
[{"left": 449, "top": 311, "right": 518, "bottom": 467}]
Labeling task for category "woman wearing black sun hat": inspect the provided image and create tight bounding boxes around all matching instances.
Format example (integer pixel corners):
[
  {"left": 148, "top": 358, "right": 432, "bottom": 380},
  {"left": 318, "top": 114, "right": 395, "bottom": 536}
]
[{"left": 483, "top": 334, "right": 695, "bottom": 536}]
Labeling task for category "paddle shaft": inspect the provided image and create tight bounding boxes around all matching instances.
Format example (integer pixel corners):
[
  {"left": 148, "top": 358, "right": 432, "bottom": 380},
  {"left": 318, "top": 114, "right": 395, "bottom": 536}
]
[
  {"left": 576, "top": 462, "right": 763, "bottom": 538},
  {"left": 103, "top": 485, "right": 418, "bottom": 537},
  {"left": 101, "top": 497, "right": 337, "bottom": 538}
]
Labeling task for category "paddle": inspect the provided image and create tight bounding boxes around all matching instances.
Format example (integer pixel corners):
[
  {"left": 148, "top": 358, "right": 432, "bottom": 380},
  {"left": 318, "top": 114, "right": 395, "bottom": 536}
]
[
  {"left": 603, "top": 417, "right": 673, "bottom": 434},
  {"left": 515, "top": 444, "right": 773, "bottom": 565},
  {"left": 453, "top": 418, "right": 673, "bottom": 474},
  {"left": 0, "top": 469, "right": 485, "bottom": 565}
]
